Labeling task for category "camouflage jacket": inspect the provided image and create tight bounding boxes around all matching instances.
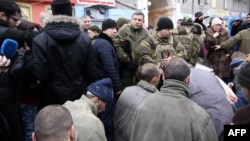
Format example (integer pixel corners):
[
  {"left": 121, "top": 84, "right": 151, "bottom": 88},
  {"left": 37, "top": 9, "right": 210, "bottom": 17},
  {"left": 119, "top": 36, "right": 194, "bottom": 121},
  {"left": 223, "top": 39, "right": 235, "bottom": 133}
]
[
  {"left": 113, "top": 25, "right": 148, "bottom": 65},
  {"left": 172, "top": 26, "right": 200, "bottom": 66},
  {"left": 137, "top": 31, "right": 185, "bottom": 67}
]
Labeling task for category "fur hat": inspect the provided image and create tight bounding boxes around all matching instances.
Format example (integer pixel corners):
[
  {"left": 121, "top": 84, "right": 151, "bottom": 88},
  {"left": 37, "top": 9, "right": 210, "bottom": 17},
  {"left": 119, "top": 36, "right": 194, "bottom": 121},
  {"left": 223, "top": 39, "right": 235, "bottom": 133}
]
[
  {"left": 236, "top": 62, "right": 250, "bottom": 89},
  {"left": 102, "top": 18, "right": 117, "bottom": 31},
  {"left": 51, "top": 0, "right": 72, "bottom": 16},
  {"left": 211, "top": 17, "right": 222, "bottom": 27},
  {"left": 195, "top": 11, "right": 203, "bottom": 18},
  {"left": 117, "top": 17, "right": 128, "bottom": 29},
  {"left": 87, "top": 78, "right": 114, "bottom": 103},
  {"left": 156, "top": 17, "right": 173, "bottom": 31}
]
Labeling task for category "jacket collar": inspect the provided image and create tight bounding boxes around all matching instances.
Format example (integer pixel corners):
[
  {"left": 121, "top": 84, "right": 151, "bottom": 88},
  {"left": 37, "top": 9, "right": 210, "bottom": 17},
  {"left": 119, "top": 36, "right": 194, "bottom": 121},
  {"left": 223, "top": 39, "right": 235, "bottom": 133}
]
[
  {"left": 137, "top": 80, "right": 158, "bottom": 93},
  {"left": 160, "top": 79, "right": 190, "bottom": 98},
  {"left": 98, "top": 32, "right": 114, "bottom": 45}
]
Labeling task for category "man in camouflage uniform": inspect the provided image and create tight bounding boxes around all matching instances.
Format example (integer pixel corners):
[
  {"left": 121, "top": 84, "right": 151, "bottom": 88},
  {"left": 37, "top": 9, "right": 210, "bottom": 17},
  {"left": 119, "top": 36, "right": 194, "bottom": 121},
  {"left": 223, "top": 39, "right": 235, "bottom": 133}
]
[
  {"left": 113, "top": 11, "right": 148, "bottom": 87},
  {"left": 172, "top": 17, "right": 200, "bottom": 66},
  {"left": 138, "top": 17, "right": 185, "bottom": 68}
]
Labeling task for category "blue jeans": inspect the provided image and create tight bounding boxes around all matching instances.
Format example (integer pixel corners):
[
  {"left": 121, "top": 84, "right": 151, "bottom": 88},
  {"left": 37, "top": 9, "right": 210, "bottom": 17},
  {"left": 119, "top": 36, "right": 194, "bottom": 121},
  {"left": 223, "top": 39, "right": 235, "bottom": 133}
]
[{"left": 19, "top": 104, "right": 37, "bottom": 141}]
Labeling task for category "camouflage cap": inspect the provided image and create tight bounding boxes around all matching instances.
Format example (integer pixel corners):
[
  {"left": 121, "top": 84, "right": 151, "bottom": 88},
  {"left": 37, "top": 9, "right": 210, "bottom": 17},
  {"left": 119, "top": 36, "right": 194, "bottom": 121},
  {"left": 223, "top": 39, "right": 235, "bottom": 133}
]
[{"left": 180, "top": 17, "right": 194, "bottom": 26}]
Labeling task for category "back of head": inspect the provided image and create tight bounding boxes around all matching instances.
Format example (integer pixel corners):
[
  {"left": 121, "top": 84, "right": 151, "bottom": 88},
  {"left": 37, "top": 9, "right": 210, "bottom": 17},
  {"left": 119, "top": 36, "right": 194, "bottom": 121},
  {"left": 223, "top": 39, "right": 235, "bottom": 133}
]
[
  {"left": 164, "top": 57, "right": 190, "bottom": 81},
  {"left": 0, "top": 0, "right": 21, "bottom": 16},
  {"left": 236, "top": 62, "right": 250, "bottom": 90},
  {"left": 34, "top": 105, "right": 73, "bottom": 141},
  {"left": 117, "top": 17, "right": 128, "bottom": 29},
  {"left": 180, "top": 17, "right": 193, "bottom": 26},
  {"left": 140, "top": 63, "right": 160, "bottom": 82},
  {"left": 51, "top": 0, "right": 72, "bottom": 16}
]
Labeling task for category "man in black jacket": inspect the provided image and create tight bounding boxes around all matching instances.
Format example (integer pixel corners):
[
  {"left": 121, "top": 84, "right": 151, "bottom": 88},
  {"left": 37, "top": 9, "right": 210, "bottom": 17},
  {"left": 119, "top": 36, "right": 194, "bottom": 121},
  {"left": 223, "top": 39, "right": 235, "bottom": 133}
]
[
  {"left": 27, "top": 0, "right": 97, "bottom": 109},
  {"left": 0, "top": 1, "right": 37, "bottom": 141}
]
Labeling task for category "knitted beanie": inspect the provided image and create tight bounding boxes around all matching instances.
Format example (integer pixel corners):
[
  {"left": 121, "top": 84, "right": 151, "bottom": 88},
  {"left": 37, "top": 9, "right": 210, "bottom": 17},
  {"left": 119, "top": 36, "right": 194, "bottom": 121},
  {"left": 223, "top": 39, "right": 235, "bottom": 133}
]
[
  {"left": 156, "top": 17, "right": 173, "bottom": 31},
  {"left": 88, "top": 25, "right": 101, "bottom": 33},
  {"left": 87, "top": 78, "right": 114, "bottom": 103},
  {"left": 117, "top": 17, "right": 128, "bottom": 29},
  {"left": 211, "top": 17, "right": 222, "bottom": 27},
  {"left": 102, "top": 18, "right": 117, "bottom": 31},
  {"left": 192, "top": 23, "right": 203, "bottom": 35},
  {"left": 236, "top": 62, "right": 250, "bottom": 89},
  {"left": 195, "top": 11, "right": 203, "bottom": 18},
  {"left": 51, "top": 0, "right": 72, "bottom": 16}
]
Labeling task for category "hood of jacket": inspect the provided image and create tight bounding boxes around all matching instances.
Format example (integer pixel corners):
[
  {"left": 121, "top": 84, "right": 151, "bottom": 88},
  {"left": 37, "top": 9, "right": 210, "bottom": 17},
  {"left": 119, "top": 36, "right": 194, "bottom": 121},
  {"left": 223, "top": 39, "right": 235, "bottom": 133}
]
[{"left": 43, "top": 15, "right": 82, "bottom": 43}]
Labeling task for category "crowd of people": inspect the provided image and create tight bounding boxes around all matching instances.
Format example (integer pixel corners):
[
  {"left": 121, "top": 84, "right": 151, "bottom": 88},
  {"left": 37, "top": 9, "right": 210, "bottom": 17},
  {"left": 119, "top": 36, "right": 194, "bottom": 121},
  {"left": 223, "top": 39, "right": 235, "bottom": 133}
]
[{"left": 0, "top": 0, "right": 250, "bottom": 141}]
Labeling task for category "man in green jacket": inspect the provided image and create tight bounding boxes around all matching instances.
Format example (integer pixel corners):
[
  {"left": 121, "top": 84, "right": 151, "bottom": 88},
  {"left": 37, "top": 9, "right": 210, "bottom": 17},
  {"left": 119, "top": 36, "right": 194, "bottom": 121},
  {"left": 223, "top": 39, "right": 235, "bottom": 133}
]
[
  {"left": 213, "top": 28, "right": 250, "bottom": 54},
  {"left": 130, "top": 57, "right": 218, "bottom": 141},
  {"left": 113, "top": 11, "right": 148, "bottom": 87}
]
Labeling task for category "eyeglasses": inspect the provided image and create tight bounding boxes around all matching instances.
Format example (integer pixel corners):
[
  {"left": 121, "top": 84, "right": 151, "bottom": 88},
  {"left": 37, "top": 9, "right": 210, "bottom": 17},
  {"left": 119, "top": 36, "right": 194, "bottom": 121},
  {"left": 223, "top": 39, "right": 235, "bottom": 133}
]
[{"left": 8, "top": 16, "right": 19, "bottom": 22}]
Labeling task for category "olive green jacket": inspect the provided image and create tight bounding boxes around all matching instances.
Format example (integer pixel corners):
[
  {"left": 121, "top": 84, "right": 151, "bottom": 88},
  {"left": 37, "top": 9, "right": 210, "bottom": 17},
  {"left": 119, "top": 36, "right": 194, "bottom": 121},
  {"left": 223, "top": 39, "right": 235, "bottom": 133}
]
[{"left": 113, "top": 25, "right": 148, "bottom": 65}]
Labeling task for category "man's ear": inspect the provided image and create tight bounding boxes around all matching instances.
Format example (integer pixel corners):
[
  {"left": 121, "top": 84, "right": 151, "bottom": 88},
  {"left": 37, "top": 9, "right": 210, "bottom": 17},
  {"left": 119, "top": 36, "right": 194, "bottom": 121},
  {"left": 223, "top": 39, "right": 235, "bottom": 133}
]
[
  {"left": 183, "top": 75, "right": 190, "bottom": 85},
  {"left": 70, "top": 125, "right": 75, "bottom": 141},
  {"left": 32, "top": 132, "right": 36, "bottom": 141}
]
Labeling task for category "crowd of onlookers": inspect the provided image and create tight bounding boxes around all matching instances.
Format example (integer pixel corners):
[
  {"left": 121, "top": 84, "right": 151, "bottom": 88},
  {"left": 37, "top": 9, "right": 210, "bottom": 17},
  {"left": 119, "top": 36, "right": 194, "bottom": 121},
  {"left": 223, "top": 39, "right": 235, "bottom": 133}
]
[{"left": 0, "top": 0, "right": 250, "bottom": 141}]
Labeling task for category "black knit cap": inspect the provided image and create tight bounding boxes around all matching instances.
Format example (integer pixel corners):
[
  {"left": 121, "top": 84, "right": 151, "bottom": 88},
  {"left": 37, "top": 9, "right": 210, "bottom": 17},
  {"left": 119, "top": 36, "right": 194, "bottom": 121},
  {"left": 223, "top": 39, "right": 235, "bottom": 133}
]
[
  {"left": 195, "top": 11, "right": 203, "bottom": 18},
  {"left": 51, "top": 0, "right": 72, "bottom": 16},
  {"left": 102, "top": 18, "right": 117, "bottom": 31},
  {"left": 192, "top": 23, "right": 202, "bottom": 35},
  {"left": 236, "top": 62, "right": 250, "bottom": 89},
  {"left": 156, "top": 17, "right": 173, "bottom": 31}
]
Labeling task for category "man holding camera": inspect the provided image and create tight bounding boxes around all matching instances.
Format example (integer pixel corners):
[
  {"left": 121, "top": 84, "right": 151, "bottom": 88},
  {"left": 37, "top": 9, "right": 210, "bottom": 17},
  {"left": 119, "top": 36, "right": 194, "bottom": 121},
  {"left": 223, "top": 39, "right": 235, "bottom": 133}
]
[{"left": 194, "top": 11, "right": 209, "bottom": 31}]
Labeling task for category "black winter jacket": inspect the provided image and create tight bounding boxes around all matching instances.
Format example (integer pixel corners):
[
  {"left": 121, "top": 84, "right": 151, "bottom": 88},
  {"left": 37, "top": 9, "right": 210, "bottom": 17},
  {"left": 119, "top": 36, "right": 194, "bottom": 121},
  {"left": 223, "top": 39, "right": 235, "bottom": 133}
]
[
  {"left": 27, "top": 15, "right": 97, "bottom": 106},
  {"left": 93, "top": 33, "right": 122, "bottom": 93}
]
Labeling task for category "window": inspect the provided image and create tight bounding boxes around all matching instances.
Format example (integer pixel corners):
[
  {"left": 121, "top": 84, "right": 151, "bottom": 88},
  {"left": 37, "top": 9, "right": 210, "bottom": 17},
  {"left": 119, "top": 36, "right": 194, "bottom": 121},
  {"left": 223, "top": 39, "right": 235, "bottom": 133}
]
[{"left": 182, "top": 0, "right": 187, "bottom": 3}]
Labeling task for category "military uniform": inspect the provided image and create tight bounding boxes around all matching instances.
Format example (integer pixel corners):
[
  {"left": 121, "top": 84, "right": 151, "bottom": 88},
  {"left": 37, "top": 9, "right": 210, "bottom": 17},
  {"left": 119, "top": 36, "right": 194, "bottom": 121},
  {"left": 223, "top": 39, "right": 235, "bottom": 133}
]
[
  {"left": 172, "top": 26, "right": 200, "bottom": 66},
  {"left": 113, "top": 25, "right": 148, "bottom": 87},
  {"left": 138, "top": 31, "right": 185, "bottom": 67}
]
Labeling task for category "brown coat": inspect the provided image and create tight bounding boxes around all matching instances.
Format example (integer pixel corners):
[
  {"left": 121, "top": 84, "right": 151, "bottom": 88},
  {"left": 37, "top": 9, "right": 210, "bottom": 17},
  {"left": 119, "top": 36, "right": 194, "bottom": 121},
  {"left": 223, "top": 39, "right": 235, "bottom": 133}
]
[{"left": 205, "top": 27, "right": 231, "bottom": 78}]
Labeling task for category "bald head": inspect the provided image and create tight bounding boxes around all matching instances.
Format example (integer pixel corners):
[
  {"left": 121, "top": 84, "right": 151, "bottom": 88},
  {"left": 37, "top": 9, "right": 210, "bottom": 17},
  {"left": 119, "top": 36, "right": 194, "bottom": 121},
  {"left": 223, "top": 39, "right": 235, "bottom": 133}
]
[
  {"left": 140, "top": 63, "right": 160, "bottom": 83},
  {"left": 33, "top": 105, "right": 73, "bottom": 141},
  {"left": 164, "top": 57, "right": 190, "bottom": 82}
]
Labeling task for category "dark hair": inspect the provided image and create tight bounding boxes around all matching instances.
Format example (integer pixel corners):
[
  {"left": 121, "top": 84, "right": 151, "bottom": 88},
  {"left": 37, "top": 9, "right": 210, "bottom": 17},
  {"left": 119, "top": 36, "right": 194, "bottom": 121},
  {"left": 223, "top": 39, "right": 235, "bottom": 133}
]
[
  {"left": 132, "top": 11, "right": 145, "bottom": 20},
  {"left": 0, "top": 0, "right": 21, "bottom": 16},
  {"left": 140, "top": 63, "right": 160, "bottom": 82},
  {"left": 164, "top": 57, "right": 190, "bottom": 81},
  {"left": 147, "top": 25, "right": 153, "bottom": 30}
]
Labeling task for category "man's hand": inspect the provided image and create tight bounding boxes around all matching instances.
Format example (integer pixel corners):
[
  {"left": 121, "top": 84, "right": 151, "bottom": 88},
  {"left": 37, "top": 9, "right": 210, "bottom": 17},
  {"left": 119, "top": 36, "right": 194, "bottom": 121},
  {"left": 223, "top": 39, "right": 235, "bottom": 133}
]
[
  {"left": 0, "top": 55, "right": 11, "bottom": 73},
  {"left": 161, "top": 56, "right": 172, "bottom": 68},
  {"left": 211, "top": 45, "right": 221, "bottom": 50}
]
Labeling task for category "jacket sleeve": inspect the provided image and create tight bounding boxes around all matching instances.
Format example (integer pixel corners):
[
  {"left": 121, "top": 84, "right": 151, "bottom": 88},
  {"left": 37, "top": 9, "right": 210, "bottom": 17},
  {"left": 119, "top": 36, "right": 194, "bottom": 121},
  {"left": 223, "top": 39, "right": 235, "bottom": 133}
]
[
  {"left": 197, "top": 119, "right": 218, "bottom": 141},
  {"left": 113, "top": 30, "right": 130, "bottom": 63},
  {"left": 28, "top": 39, "right": 49, "bottom": 81},
  {"left": 138, "top": 38, "right": 157, "bottom": 66},
  {"left": 220, "top": 31, "right": 242, "bottom": 49}
]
